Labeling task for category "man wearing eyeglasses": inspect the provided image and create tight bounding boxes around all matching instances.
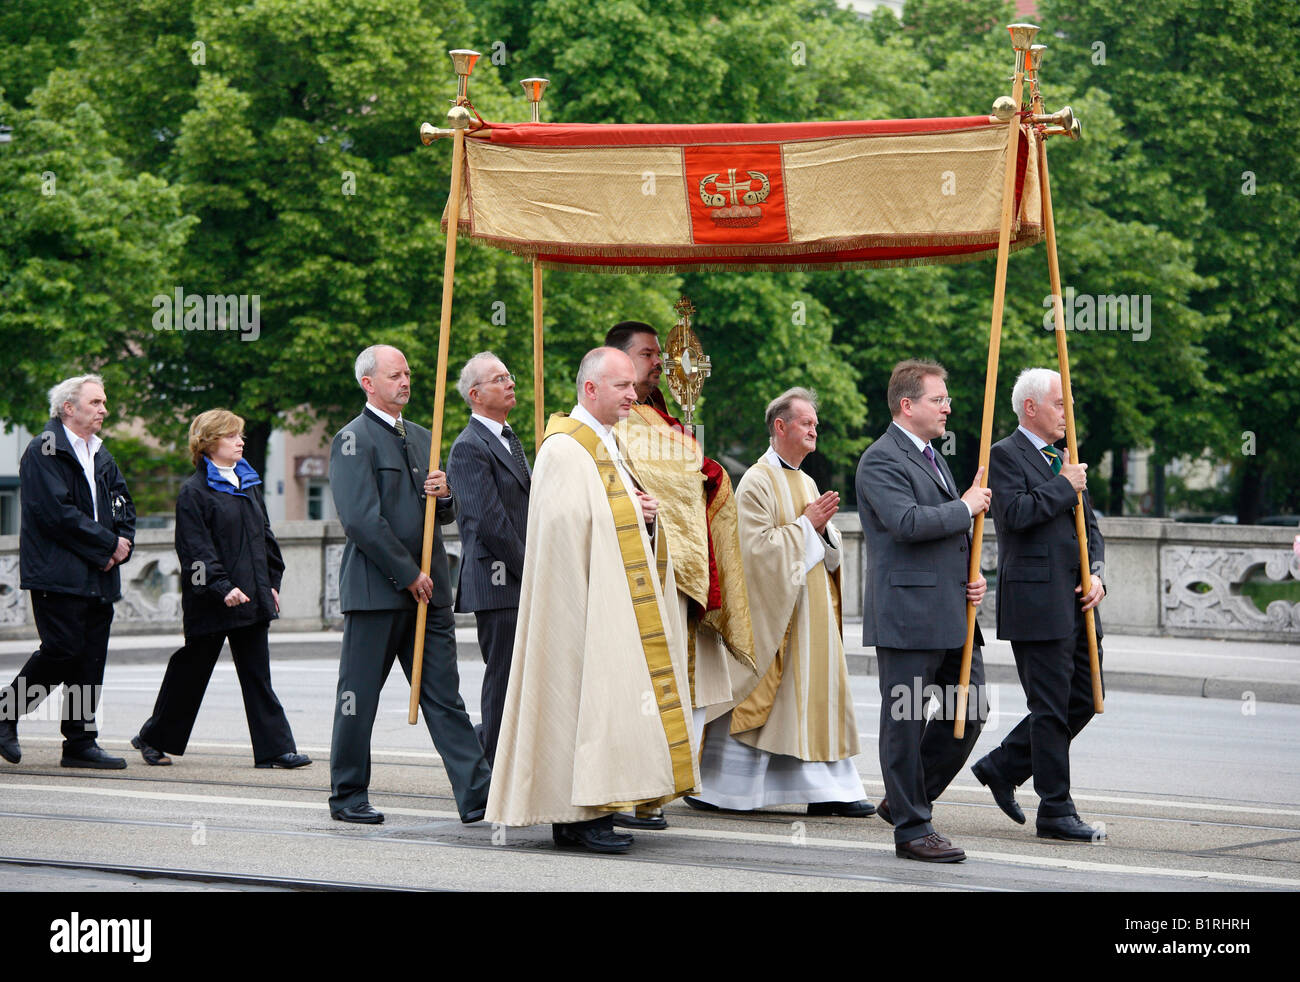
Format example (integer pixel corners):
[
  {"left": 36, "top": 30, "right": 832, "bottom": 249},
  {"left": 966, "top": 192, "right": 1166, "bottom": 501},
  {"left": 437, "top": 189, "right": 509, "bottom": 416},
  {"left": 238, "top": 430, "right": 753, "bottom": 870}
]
[
  {"left": 856, "top": 359, "right": 991, "bottom": 863},
  {"left": 447, "top": 353, "right": 530, "bottom": 766}
]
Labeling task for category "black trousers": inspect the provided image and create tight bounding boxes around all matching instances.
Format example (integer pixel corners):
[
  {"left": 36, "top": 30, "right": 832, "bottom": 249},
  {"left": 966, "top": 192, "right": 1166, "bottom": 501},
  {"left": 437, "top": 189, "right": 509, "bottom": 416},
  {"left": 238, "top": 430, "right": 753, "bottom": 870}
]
[
  {"left": 982, "top": 618, "right": 1104, "bottom": 818},
  {"left": 329, "top": 603, "right": 491, "bottom": 819},
  {"left": 876, "top": 645, "right": 987, "bottom": 844},
  {"left": 3, "top": 591, "right": 114, "bottom": 753},
  {"left": 139, "top": 621, "right": 296, "bottom": 763},
  {"left": 474, "top": 606, "right": 518, "bottom": 767}
]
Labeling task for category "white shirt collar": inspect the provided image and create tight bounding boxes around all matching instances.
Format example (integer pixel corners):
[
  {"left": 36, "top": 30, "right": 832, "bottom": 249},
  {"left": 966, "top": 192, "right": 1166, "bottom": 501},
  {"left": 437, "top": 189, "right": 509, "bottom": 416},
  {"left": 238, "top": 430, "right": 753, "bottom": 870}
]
[
  {"left": 365, "top": 403, "right": 402, "bottom": 429},
  {"left": 472, "top": 413, "right": 506, "bottom": 438},
  {"left": 1017, "top": 424, "right": 1052, "bottom": 452},
  {"left": 763, "top": 445, "right": 801, "bottom": 471},
  {"left": 570, "top": 403, "right": 611, "bottom": 439},
  {"left": 891, "top": 420, "right": 931, "bottom": 454},
  {"left": 62, "top": 424, "right": 102, "bottom": 460}
]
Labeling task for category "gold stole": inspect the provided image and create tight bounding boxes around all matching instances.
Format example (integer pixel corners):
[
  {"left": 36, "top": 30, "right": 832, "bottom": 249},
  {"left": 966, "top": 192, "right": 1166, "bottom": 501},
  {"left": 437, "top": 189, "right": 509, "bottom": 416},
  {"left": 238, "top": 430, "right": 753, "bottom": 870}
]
[{"left": 544, "top": 414, "right": 695, "bottom": 800}]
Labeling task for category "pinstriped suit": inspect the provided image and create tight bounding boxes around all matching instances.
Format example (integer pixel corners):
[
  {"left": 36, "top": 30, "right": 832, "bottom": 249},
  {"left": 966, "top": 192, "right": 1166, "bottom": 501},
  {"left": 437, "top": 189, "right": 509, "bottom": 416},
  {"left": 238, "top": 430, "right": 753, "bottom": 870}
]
[{"left": 447, "top": 416, "right": 530, "bottom": 765}]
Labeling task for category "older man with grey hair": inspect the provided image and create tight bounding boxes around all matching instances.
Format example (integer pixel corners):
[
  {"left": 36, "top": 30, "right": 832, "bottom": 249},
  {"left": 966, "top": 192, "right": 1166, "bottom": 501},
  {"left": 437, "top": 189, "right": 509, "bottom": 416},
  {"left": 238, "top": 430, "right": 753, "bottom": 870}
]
[
  {"left": 446, "top": 351, "right": 529, "bottom": 766},
  {"left": 325, "top": 344, "right": 491, "bottom": 825},
  {"left": 969, "top": 366, "right": 1107, "bottom": 843},
  {"left": 0, "top": 374, "right": 135, "bottom": 769}
]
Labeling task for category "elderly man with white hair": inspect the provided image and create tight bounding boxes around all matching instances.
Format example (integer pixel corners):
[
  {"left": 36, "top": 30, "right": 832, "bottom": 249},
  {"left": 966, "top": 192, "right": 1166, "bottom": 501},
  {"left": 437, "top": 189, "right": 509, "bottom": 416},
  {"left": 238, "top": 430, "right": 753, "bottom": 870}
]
[
  {"left": 969, "top": 366, "right": 1107, "bottom": 843},
  {"left": 0, "top": 374, "right": 135, "bottom": 769}
]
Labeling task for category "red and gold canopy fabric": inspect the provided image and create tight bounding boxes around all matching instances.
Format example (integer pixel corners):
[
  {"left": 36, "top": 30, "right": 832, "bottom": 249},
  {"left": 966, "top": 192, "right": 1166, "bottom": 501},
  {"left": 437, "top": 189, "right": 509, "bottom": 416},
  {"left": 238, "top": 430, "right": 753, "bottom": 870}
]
[{"left": 444, "top": 116, "right": 1042, "bottom": 273}]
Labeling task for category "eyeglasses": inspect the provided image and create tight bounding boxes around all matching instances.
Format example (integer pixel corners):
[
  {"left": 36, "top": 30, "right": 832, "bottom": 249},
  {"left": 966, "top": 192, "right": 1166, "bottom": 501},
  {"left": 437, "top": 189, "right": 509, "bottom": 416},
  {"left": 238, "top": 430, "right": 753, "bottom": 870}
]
[
  {"left": 904, "top": 395, "right": 952, "bottom": 407},
  {"left": 481, "top": 373, "right": 516, "bottom": 386}
]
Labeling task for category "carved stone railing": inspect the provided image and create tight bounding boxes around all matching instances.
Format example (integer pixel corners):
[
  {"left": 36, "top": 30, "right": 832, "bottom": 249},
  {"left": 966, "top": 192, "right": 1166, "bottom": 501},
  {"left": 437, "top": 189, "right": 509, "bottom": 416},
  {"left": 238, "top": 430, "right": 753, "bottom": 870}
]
[{"left": 0, "top": 517, "right": 1295, "bottom": 641}]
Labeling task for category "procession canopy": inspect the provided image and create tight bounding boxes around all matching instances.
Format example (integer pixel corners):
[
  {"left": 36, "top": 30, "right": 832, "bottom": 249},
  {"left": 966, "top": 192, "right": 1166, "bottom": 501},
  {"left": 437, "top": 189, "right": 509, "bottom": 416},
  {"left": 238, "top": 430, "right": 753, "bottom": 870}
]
[{"left": 442, "top": 116, "right": 1043, "bottom": 273}]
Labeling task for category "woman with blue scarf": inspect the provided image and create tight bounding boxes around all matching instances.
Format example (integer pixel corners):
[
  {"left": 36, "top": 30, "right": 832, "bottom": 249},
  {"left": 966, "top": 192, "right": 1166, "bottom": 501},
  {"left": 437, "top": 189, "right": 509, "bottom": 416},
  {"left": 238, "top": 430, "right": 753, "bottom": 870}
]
[{"left": 133, "top": 410, "right": 309, "bottom": 770}]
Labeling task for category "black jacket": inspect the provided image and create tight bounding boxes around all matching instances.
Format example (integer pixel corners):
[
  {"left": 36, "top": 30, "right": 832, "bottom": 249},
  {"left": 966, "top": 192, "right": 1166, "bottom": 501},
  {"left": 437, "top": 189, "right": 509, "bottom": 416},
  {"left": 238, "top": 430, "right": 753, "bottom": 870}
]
[
  {"left": 176, "top": 458, "right": 284, "bottom": 637},
  {"left": 19, "top": 419, "right": 136, "bottom": 601}
]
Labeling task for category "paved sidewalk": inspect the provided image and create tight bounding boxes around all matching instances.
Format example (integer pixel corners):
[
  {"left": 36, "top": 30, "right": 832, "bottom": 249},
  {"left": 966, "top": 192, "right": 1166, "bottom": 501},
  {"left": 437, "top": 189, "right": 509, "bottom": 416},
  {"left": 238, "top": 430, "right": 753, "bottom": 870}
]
[{"left": 2, "top": 621, "right": 1295, "bottom": 704}]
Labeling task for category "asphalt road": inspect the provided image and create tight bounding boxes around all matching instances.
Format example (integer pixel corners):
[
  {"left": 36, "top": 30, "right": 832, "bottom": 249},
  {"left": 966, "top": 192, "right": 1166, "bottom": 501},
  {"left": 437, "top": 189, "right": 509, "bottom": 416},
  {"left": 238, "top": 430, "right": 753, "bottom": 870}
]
[{"left": 1, "top": 652, "right": 1297, "bottom": 894}]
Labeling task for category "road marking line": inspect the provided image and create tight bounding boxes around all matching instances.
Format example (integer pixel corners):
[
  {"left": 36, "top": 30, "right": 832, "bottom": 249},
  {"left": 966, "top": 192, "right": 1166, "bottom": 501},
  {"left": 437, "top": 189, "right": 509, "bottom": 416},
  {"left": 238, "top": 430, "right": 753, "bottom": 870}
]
[{"left": 4, "top": 782, "right": 1298, "bottom": 888}]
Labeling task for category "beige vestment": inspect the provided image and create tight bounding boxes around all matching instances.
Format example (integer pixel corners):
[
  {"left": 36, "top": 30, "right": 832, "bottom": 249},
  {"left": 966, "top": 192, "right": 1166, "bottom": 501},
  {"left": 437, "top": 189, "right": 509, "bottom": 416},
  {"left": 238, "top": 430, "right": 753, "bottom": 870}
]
[
  {"left": 728, "top": 453, "right": 860, "bottom": 761},
  {"left": 486, "top": 415, "right": 698, "bottom": 827}
]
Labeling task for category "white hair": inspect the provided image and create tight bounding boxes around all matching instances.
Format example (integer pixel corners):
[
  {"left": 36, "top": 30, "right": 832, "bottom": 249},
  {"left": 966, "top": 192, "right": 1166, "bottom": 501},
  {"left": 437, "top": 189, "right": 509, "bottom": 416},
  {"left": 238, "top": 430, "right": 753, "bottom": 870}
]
[
  {"left": 354, "top": 344, "right": 401, "bottom": 389},
  {"left": 1011, "top": 367, "right": 1060, "bottom": 422},
  {"left": 457, "top": 351, "right": 502, "bottom": 405},
  {"left": 48, "top": 374, "right": 105, "bottom": 420}
]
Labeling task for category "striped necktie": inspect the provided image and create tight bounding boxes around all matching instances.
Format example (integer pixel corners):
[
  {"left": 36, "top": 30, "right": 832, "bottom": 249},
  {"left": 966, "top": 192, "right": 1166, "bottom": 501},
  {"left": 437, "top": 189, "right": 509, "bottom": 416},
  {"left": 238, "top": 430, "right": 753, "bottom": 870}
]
[
  {"left": 1041, "top": 444, "right": 1063, "bottom": 474},
  {"left": 394, "top": 417, "right": 406, "bottom": 439}
]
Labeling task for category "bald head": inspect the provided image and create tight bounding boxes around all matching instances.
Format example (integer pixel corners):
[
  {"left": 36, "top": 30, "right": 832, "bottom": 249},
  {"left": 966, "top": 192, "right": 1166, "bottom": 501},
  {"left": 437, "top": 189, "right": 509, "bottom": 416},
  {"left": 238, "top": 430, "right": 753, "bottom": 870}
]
[
  {"left": 576, "top": 347, "right": 637, "bottom": 426},
  {"left": 355, "top": 344, "right": 411, "bottom": 417}
]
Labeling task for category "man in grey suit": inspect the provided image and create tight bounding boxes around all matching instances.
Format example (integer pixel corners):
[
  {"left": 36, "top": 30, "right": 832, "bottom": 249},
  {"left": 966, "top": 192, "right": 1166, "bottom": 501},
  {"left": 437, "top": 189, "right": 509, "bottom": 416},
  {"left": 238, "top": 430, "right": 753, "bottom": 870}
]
[
  {"left": 969, "top": 367, "right": 1106, "bottom": 842},
  {"left": 856, "top": 359, "right": 991, "bottom": 862},
  {"left": 446, "top": 352, "right": 530, "bottom": 766},
  {"left": 327, "top": 344, "right": 491, "bottom": 825}
]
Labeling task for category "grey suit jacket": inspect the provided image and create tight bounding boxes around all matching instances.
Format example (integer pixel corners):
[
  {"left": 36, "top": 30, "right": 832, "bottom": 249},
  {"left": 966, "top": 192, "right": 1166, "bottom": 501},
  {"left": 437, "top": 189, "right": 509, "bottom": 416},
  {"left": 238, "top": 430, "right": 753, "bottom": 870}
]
[
  {"left": 989, "top": 429, "right": 1105, "bottom": 642},
  {"left": 446, "top": 417, "right": 530, "bottom": 613},
  {"left": 329, "top": 408, "right": 456, "bottom": 612},
  {"left": 856, "top": 423, "right": 982, "bottom": 651}
]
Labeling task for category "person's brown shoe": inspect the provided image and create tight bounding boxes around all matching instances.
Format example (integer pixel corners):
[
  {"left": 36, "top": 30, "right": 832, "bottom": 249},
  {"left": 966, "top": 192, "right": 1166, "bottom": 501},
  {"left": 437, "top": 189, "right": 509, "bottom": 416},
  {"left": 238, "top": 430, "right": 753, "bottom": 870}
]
[
  {"left": 896, "top": 832, "right": 966, "bottom": 863},
  {"left": 876, "top": 797, "right": 893, "bottom": 825}
]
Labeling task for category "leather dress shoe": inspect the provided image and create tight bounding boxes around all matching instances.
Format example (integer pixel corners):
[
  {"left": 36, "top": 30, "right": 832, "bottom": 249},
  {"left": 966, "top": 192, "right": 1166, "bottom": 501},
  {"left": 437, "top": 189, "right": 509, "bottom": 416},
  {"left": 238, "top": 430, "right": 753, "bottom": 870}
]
[
  {"left": 256, "top": 752, "right": 312, "bottom": 769},
  {"left": 461, "top": 807, "right": 487, "bottom": 824},
  {"left": 332, "top": 802, "right": 384, "bottom": 824},
  {"left": 807, "top": 799, "right": 877, "bottom": 818},
  {"left": 683, "top": 795, "right": 720, "bottom": 812},
  {"left": 876, "top": 797, "right": 893, "bottom": 826},
  {"left": 1037, "top": 813, "right": 1105, "bottom": 842},
  {"left": 552, "top": 822, "right": 632, "bottom": 854},
  {"left": 0, "top": 719, "right": 20, "bottom": 764},
  {"left": 61, "top": 744, "right": 127, "bottom": 769},
  {"left": 896, "top": 832, "right": 966, "bottom": 863},
  {"left": 972, "top": 756, "right": 1025, "bottom": 825},
  {"left": 131, "top": 734, "right": 171, "bottom": 766},
  {"left": 614, "top": 810, "right": 668, "bottom": 830}
]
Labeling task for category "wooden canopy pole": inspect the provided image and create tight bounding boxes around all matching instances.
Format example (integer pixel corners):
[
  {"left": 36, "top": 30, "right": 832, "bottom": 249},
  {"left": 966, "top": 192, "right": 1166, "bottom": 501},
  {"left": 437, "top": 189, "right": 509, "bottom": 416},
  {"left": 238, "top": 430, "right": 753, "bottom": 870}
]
[
  {"left": 953, "top": 22, "right": 1038, "bottom": 739},
  {"left": 522, "top": 78, "right": 550, "bottom": 452},
  {"left": 1030, "top": 46, "right": 1103, "bottom": 713},
  {"left": 409, "top": 49, "right": 479, "bottom": 725}
]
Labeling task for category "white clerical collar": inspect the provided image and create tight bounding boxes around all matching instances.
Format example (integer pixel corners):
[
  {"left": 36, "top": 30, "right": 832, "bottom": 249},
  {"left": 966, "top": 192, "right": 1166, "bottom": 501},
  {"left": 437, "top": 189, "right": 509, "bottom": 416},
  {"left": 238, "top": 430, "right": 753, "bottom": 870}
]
[
  {"left": 570, "top": 403, "right": 612, "bottom": 439},
  {"left": 891, "top": 420, "right": 932, "bottom": 454},
  {"left": 365, "top": 404, "right": 403, "bottom": 429},
  {"left": 764, "top": 445, "right": 801, "bottom": 471},
  {"left": 472, "top": 413, "right": 506, "bottom": 438},
  {"left": 62, "top": 424, "right": 102, "bottom": 460},
  {"left": 1017, "top": 424, "right": 1052, "bottom": 452}
]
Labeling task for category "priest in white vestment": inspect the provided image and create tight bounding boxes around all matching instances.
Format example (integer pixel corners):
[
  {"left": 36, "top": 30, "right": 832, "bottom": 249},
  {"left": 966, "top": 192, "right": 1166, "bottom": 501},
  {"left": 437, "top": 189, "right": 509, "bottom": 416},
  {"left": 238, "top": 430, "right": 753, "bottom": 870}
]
[
  {"left": 486, "top": 348, "right": 698, "bottom": 854},
  {"left": 689, "top": 387, "right": 873, "bottom": 817}
]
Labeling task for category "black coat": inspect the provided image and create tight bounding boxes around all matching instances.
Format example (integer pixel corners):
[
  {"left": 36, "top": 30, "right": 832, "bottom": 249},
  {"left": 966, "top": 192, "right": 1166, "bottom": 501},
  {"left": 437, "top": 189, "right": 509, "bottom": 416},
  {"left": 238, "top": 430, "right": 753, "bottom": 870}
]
[
  {"left": 176, "top": 459, "right": 284, "bottom": 637},
  {"left": 19, "top": 419, "right": 136, "bottom": 601}
]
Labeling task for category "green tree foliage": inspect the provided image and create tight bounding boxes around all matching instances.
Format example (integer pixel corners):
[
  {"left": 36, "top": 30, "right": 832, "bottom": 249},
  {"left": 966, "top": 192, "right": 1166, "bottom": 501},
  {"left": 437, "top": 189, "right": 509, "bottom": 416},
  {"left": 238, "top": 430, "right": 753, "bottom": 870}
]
[{"left": 0, "top": 0, "right": 1290, "bottom": 520}]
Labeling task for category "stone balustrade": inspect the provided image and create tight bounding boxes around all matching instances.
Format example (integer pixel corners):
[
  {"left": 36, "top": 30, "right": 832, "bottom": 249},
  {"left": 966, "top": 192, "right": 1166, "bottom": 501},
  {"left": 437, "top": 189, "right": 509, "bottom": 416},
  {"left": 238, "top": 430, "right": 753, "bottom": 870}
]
[{"left": 1, "top": 517, "right": 1296, "bottom": 642}]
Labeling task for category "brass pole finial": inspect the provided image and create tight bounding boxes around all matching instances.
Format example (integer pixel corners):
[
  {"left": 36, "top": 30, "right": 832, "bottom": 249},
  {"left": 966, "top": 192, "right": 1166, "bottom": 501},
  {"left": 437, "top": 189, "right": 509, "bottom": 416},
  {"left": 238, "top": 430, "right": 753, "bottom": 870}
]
[
  {"left": 1007, "top": 22, "right": 1039, "bottom": 75},
  {"left": 449, "top": 49, "right": 480, "bottom": 105},
  {"left": 520, "top": 77, "right": 549, "bottom": 123}
]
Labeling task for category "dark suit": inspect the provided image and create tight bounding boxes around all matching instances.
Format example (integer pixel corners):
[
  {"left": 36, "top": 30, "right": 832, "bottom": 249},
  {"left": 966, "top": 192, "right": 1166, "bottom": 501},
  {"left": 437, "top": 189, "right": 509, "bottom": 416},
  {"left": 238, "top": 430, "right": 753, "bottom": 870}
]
[
  {"left": 4, "top": 420, "right": 135, "bottom": 753},
  {"left": 857, "top": 423, "right": 985, "bottom": 844},
  {"left": 327, "top": 407, "right": 491, "bottom": 819},
  {"left": 446, "top": 416, "right": 530, "bottom": 766},
  {"left": 979, "top": 428, "right": 1105, "bottom": 819}
]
